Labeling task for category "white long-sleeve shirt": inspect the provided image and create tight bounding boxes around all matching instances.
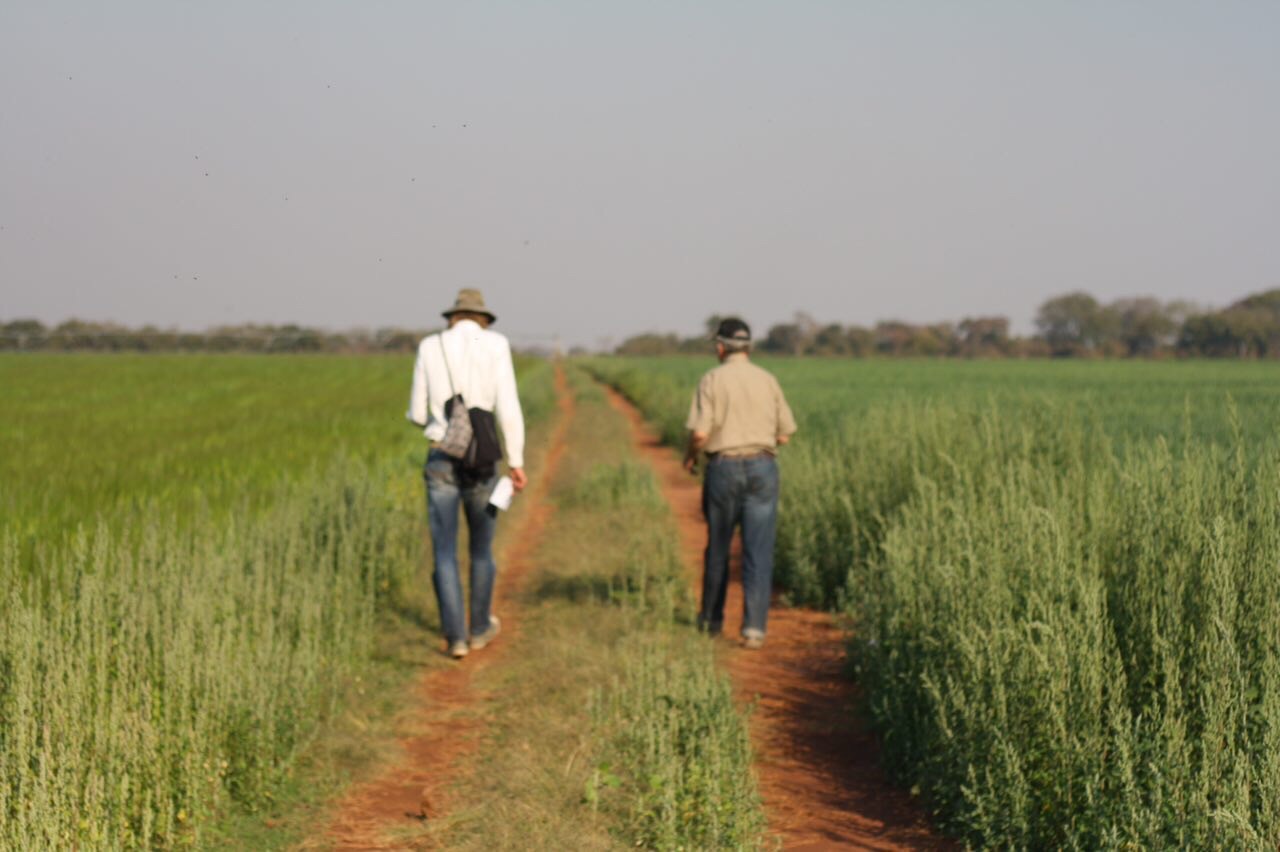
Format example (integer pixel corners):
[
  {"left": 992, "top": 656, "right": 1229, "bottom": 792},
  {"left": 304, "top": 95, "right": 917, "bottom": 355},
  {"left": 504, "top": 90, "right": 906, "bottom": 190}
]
[{"left": 406, "top": 319, "right": 525, "bottom": 468}]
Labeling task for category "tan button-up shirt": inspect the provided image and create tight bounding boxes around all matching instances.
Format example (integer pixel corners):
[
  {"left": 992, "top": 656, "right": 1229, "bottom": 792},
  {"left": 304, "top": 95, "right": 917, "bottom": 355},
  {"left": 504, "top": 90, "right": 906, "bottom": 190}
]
[{"left": 686, "top": 354, "right": 797, "bottom": 456}]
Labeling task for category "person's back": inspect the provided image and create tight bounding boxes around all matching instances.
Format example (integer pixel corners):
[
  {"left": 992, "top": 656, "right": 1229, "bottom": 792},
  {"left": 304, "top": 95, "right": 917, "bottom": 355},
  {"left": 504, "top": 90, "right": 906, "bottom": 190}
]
[
  {"left": 690, "top": 356, "right": 792, "bottom": 459},
  {"left": 411, "top": 318, "right": 524, "bottom": 474}
]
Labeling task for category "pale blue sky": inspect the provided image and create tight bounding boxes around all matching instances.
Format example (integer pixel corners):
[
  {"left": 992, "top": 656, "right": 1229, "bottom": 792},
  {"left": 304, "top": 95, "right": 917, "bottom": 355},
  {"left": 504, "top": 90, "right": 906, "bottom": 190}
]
[{"left": 2, "top": 1, "right": 1277, "bottom": 347}]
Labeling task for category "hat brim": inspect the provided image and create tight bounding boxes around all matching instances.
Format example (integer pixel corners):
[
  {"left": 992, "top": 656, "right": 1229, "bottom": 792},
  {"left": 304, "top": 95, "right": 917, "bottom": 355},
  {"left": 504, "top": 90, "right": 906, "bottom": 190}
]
[{"left": 442, "top": 308, "right": 497, "bottom": 324}]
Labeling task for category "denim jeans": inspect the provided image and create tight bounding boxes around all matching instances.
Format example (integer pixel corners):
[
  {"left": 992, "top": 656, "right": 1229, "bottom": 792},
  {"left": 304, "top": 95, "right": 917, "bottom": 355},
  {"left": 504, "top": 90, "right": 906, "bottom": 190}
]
[
  {"left": 700, "top": 454, "right": 779, "bottom": 637},
  {"left": 424, "top": 449, "right": 499, "bottom": 644}
]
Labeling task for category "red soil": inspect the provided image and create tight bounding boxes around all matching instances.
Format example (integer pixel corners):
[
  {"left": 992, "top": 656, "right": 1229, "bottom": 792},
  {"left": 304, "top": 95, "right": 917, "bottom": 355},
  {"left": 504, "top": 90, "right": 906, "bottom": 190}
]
[
  {"left": 318, "top": 366, "right": 574, "bottom": 851},
  {"left": 604, "top": 384, "right": 950, "bottom": 851}
]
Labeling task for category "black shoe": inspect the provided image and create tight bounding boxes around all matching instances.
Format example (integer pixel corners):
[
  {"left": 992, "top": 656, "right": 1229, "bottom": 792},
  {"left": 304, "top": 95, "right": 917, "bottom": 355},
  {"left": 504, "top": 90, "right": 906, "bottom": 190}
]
[{"left": 697, "top": 615, "right": 723, "bottom": 637}]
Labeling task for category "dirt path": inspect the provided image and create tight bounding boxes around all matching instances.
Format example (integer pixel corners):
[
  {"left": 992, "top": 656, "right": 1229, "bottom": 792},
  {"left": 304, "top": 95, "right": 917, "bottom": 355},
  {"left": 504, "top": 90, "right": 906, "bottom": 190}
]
[
  {"left": 318, "top": 366, "right": 574, "bottom": 851},
  {"left": 603, "top": 384, "right": 949, "bottom": 851}
]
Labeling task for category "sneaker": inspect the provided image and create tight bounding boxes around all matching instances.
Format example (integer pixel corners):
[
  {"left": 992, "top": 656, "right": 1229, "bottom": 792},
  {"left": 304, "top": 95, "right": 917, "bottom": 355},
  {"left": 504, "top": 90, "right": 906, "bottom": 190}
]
[
  {"left": 742, "top": 629, "right": 765, "bottom": 650},
  {"left": 469, "top": 615, "right": 501, "bottom": 650},
  {"left": 448, "top": 640, "right": 469, "bottom": 659}
]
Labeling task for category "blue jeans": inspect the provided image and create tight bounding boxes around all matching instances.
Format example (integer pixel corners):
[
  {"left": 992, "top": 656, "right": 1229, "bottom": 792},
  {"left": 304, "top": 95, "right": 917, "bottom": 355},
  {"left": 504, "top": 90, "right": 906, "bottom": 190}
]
[
  {"left": 424, "top": 449, "right": 499, "bottom": 644},
  {"left": 700, "top": 454, "right": 779, "bottom": 637}
]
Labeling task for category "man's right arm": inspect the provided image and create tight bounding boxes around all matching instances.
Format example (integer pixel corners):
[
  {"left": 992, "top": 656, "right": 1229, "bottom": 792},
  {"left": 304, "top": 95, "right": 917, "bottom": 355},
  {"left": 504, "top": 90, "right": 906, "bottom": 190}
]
[
  {"left": 684, "top": 375, "right": 713, "bottom": 474},
  {"left": 683, "top": 430, "right": 708, "bottom": 474},
  {"left": 407, "top": 341, "right": 428, "bottom": 427}
]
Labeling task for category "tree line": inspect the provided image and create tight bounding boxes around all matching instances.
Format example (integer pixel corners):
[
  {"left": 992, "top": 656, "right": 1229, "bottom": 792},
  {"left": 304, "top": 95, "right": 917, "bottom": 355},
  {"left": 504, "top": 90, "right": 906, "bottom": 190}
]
[
  {"left": 3, "top": 287, "right": 1278, "bottom": 357},
  {"left": 0, "top": 320, "right": 429, "bottom": 354},
  {"left": 615, "top": 288, "right": 1280, "bottom": 358}
]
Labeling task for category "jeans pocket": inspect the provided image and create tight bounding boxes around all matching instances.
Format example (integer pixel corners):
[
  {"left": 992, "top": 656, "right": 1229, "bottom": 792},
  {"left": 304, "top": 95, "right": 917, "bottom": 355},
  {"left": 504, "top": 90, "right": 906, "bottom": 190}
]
[
  {"left": 745, "top": 461, "right": 779, "bottom": 499},
  {"left": 425, "top": 456, "right": 456, "bottom": 487}
]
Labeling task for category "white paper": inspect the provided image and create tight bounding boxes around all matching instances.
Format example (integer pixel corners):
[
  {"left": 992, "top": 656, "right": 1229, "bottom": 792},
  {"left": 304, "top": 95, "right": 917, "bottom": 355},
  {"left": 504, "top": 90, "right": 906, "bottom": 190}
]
[{"left": 488, "top": 475, "right": 514, "bottom": 511}]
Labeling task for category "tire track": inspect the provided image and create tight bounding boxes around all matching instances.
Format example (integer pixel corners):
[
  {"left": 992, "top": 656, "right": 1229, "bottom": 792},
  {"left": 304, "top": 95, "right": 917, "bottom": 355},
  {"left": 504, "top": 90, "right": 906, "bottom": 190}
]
[
  {"left": 315, "top": 364, "right": 574, "bottom": 851},
  {"left": 602, "top": 381, "right": 949, "bottom": 851}
]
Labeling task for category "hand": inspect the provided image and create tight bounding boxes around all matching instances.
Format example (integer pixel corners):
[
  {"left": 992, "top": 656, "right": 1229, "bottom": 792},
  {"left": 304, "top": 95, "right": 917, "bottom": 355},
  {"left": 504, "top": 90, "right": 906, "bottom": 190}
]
[
  {"left": 684, "top": 431, "right": 708, "bottom": 477},
  {"left": 510, "top": 467, "right": 528, "bottom": 492}
]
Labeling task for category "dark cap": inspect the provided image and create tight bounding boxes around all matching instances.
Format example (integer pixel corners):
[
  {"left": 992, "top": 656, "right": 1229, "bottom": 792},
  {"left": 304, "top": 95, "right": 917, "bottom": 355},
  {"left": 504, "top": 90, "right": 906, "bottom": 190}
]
[{"left": 713, "top": 317, "right": 751, "bottom": 343}]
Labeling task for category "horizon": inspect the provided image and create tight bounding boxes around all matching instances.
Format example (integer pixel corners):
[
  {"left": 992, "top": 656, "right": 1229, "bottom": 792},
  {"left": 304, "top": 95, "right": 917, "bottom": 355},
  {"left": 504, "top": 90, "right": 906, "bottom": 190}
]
[{"left": 0, "top": 282, "right": 1263, "bottom": 346}]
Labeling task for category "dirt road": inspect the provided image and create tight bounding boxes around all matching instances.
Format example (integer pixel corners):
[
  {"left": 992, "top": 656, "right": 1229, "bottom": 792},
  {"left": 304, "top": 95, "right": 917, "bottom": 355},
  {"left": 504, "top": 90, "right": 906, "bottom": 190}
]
[{"left": 603, "top": 383, "right": 948, "bottom": 851}]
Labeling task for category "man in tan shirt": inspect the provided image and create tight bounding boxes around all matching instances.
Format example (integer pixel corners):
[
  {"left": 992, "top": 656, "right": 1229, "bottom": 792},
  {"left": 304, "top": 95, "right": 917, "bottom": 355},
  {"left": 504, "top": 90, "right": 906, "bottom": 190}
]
[{"left": 683, "top": 318, "right": 797, "bottom": 648}]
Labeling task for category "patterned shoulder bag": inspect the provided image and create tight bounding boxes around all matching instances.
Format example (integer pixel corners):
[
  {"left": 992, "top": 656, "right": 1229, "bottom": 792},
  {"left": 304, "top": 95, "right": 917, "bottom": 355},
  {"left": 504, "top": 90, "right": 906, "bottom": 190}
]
[{"left": 436, "top": 335, "right": 473, "bottom": 459}]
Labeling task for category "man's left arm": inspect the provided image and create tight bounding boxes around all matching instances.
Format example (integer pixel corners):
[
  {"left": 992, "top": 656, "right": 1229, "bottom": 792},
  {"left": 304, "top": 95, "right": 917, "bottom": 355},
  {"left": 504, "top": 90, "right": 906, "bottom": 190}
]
[{"left": 775, "top": 380, "right": 798, "bottom": 447}]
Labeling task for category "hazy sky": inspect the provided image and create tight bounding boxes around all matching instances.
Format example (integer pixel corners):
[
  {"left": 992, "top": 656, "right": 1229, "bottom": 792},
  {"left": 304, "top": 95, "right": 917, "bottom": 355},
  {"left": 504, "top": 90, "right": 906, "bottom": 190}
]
[{"left": 2, "top": 1, "right": 1278, "bottom": 347}]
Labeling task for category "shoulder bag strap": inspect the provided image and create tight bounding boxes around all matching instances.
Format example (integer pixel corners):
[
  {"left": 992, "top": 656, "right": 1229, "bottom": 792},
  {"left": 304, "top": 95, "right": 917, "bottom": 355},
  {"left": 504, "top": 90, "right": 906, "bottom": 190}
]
[{"left": 437, "top": 333, "right": 458, "bottom": 399}]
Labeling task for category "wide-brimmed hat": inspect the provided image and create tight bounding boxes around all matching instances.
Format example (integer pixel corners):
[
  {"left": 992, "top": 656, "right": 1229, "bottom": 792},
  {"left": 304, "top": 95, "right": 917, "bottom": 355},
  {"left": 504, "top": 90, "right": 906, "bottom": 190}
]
[{"left": 442, "top": 288, "right": 497, "bottom": 324}]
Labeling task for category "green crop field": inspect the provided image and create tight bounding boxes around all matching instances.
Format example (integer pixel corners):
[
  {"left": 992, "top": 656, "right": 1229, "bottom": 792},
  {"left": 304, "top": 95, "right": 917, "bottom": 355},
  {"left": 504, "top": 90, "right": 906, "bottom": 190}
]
[
  {"left": 0, "top": 353, "right": 552, "bottom": 848},
  {"left": 0, "top": 354, "right": 552, "bottom": 548},
  {"left": 586, "top": 355, "right": 1280, "bottom": 447},
  {"left": 589, "top": 355, "right": 1280, "bottom": 849},
  {"left": 9, "top": 351, "right": 1280, "bottom": 849}
]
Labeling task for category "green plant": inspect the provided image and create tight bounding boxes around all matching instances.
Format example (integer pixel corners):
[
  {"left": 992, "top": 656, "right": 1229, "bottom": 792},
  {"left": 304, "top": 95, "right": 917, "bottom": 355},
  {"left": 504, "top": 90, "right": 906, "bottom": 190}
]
[{"left": 589, "top": 635, "right": 762, "bottom": 851}]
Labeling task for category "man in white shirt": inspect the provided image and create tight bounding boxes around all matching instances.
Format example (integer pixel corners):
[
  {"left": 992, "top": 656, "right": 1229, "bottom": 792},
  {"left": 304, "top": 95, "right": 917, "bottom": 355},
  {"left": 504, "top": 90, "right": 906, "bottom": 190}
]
[{"left": 407, "top": 289, "right": 526, "bottom": 660}]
